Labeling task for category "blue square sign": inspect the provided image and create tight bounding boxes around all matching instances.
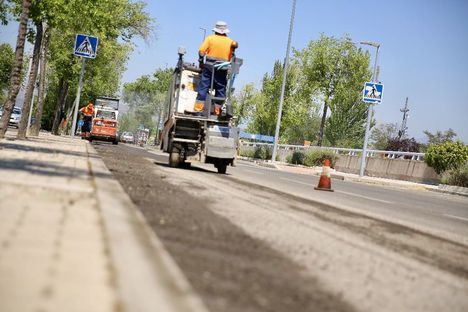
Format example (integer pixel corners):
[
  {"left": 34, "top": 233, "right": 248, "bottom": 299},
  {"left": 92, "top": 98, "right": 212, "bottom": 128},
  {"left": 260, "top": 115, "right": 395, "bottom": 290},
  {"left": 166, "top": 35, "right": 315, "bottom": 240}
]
[
  {"left": 363, "top": 82, "right": 384, "bottom": 103},
  {"left": 74, "top": 34, "right": 99, "bottom": 58}
]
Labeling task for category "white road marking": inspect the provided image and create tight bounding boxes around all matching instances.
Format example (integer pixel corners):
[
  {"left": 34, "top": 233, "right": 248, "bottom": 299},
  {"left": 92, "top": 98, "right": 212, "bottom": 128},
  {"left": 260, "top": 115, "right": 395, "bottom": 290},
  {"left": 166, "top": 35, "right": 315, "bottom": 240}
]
[
  {"left": 443, "top": 214, "right": 468, "bottom": 223},
  {"left": 240, "top": 168, "right": 265, "bottom": 175},
  {"left": 280, "top": 177, "right": 313, "bottom": 186},
  {"left": 236, "top": 162, "right": 258, "bottom": 168},
  {"left": 336, "top": 190, "right": 393, "bottom": 204}
]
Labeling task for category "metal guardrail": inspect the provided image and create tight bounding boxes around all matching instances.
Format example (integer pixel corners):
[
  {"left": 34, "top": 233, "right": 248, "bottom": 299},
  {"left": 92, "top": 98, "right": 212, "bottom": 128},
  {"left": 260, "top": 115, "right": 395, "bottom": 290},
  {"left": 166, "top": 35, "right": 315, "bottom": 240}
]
[{"left": 239, "top": 141, "right": 425, "bottom": 161}]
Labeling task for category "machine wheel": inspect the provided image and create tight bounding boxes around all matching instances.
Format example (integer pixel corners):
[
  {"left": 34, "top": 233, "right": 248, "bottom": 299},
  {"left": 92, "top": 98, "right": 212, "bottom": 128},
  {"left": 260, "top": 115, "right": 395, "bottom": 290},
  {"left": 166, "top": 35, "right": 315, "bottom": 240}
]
[
  {"left": 112, "top": 140, "right": 118, "bottom": 145},
  {"left": 217, "top": 163, "right": 227, "bottom": 174},
  {"left": 169, "top": 151, "right": 180, "bottom": 168}
]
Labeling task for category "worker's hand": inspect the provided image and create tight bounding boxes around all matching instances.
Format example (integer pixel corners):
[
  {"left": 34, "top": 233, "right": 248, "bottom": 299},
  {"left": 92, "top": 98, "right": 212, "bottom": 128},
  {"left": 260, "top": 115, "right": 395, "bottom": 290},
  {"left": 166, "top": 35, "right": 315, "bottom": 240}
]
[{"left": 198, "top": 55, "right": 205, "bottom": 70}]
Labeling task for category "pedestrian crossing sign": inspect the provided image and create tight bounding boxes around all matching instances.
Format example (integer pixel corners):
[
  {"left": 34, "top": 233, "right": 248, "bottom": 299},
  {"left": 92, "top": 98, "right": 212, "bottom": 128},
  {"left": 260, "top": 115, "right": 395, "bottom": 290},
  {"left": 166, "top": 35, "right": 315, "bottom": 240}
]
[
  {"left": 362, "top": 82, "right": 384, "bottom": 103},
  {"left": 74, "top": 34, "right": 99, "bottom": 58}
]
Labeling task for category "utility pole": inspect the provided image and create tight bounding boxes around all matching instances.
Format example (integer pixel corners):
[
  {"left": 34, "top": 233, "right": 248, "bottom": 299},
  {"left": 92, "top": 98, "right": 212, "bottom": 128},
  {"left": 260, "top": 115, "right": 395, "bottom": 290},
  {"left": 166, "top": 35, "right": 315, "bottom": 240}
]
[
  {"left": 359, "top": 41, "right": 380, "bottom": 177},
  {"left": 398, "top": 97, "right": 409, "bottom": 139},
  {"left": 272, "top": 0, "right": 297, "bottom": 162}
]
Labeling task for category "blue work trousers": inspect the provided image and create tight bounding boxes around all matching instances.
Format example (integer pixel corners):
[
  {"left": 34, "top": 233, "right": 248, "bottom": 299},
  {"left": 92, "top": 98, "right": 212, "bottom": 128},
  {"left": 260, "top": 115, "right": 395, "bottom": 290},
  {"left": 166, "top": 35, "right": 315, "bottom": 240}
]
[{"left": 196, "top": 67, "right": 227, "bottom": 102}]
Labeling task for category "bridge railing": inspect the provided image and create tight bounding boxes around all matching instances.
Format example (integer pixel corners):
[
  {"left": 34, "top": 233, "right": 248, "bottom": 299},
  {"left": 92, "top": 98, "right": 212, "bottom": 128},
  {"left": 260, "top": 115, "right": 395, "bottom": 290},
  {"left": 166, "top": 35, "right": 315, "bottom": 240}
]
[{"left": 239, "top": 141, "right": 425, "bottom": 161}]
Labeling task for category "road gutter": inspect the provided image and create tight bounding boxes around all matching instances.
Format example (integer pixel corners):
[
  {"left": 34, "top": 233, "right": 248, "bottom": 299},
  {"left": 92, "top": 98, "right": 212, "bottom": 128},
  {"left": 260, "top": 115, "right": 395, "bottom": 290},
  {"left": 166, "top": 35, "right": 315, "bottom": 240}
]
[{"left": 86, "top": 143, "right": 209, "bottom": 312}]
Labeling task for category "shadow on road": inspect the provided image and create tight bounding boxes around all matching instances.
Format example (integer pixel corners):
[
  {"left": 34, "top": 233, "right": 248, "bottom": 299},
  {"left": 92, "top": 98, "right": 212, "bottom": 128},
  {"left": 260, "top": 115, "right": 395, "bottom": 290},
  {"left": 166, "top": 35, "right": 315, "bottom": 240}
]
[
  {"left": 0, "top": 141, "right": 99, "bottom": 159},
  {"left": 0, "top": 158, "right": 111, "bottom": 179}
]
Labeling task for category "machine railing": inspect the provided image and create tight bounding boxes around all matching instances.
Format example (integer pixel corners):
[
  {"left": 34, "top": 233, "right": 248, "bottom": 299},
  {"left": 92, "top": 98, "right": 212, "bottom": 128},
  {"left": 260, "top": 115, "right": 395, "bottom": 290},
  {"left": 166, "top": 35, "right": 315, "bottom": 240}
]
[{"left": 239, "top": 141, "right": 425, "bottom": 161}]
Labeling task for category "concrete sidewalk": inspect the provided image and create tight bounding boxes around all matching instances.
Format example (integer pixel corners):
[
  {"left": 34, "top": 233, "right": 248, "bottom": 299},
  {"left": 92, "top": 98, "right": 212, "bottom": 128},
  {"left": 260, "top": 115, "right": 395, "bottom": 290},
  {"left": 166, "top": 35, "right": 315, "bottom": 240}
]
[{"left": 0, "top": 131, "right": 207, "bottom": 312}]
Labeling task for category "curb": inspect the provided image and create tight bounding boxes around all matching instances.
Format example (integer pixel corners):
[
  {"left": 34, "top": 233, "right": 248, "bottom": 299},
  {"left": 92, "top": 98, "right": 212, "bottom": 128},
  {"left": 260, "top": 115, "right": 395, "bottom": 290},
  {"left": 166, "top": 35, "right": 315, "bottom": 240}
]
[
  {"left": 428, "top": 184, "right": 468, "bottom": 197},
  {"left": 86, "top": 143, "right": 209, "bottom": 312}
]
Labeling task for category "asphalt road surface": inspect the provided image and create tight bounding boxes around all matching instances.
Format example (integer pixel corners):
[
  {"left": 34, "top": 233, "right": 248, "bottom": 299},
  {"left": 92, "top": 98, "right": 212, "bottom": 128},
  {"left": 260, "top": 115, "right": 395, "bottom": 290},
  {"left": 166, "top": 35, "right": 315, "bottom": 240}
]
[{"left": 94, "top": 143, "right": 468, "bottom": 312}]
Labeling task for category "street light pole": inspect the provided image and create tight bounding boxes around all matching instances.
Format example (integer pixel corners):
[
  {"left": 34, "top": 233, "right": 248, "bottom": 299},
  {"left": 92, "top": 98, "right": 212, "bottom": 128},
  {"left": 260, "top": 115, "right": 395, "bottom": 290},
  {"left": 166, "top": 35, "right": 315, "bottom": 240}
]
[
  {"left": 272, "top": 0, "right": 297, "bottom": 162},
  {"left": 359, "top": 42, "right": 380, "bottom": 177},
  {"left": 199, "top": 27, "right": 206, "bottom": 40}
]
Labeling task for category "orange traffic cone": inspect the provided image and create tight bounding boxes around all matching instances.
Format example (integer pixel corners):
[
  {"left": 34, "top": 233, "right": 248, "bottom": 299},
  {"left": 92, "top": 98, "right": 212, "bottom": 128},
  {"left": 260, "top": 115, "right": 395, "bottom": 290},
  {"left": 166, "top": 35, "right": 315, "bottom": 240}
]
[{"left": 314, "top": 159, "right": 334, "bottom": 192}]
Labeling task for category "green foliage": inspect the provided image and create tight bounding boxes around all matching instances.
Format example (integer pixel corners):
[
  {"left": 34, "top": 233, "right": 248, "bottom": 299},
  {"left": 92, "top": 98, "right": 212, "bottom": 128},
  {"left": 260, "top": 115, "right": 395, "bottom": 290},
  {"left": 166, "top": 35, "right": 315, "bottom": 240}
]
[
  {"left": 243, "top": 34, "right": 371, "bottom": 147},
  {"left": 425, "top": 141, "right": 468, "bottom": 174},
  {"left": 304, "top": 149, "right": 338, "bottom": 168},
  {"left": 285, "top": 149, "right": 338, "bottom": 167},
  {"left": 0, "top": 43, "right": 14, "bottom": 104},
  {"left": 290, "top": 151, "right": 306, "bottom": 165},
  {"left": 120, "top": 68, "right": 173, "bottom": 133},
  {"left": 238, "top": 147, "right": 255, "bottom": 158},
  {"left": 423, "top": 129, "right": 457, "bottom": 145},
  {"left": 441, "top": 162, "right": 468, "bottom": 187},
  {"left": 293, "top": 34, "right": 372, "bottom": 146},
  {"left": 253, "top": 145, "right": 273, "bottom": 160},
  {"left": 232, "top": 83, "right": 256, "bottom": 126},
  {"left": 371, "top": 122, "right": 398, "bottom": 150},
  {"left": 0, "top": 1, "right": 10, "bottom": 25},
  {"left": 245, "top": 60, "right": 320, "bottom": 144},
  {"left": 238, "top": 145, "right": 273, "bottom": 160},
  {"left": 28, "top": 0, "right": 154, "bottom": 132}
]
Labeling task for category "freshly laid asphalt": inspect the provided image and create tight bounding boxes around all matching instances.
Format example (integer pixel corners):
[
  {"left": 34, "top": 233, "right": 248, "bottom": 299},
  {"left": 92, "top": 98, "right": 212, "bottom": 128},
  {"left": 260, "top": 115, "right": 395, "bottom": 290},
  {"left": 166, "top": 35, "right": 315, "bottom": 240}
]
[{"left": 95, "top": 142, "right": 468, "bottom": 312}]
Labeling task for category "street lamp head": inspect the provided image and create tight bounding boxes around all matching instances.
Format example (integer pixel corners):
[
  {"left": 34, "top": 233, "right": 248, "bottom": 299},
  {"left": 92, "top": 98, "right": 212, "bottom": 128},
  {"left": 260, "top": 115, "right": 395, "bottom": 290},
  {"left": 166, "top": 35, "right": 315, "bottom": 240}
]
[
  {"left": 360, "top": 41, "right": 380, "bottom": 48},
  {"left": 177, "top": 46, "right": 186, "bottom": 56}
]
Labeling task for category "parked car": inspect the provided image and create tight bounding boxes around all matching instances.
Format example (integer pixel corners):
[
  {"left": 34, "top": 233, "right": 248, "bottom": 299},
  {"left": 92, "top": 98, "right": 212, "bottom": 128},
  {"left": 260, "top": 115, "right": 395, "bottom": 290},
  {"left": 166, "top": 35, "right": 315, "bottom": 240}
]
[
  {"left": 9, "top": 107, "right": 21, "bottom": 128},
  {"left": 120, "top": 132, "right": 135, "bottom": 144}
]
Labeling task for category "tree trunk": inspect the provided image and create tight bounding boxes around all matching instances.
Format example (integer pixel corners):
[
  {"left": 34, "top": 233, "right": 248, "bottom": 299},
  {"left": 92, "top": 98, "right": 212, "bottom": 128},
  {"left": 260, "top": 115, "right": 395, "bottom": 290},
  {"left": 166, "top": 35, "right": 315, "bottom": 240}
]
[
  {"left": 317, "top": 100, "right": 328, "bottom": 146},
  {"left": 51, "top": 78, "right": 68, "bottom": 135},
  {"left": 155, "top": 105, "right": 162, "bottom": 145},
  {"left": 30, "top": 23, "right": 49, "bottom": 136},
  {"left": 0, "top": 0, "right": 32, "bottom": 139},
  {"left": 17, "top": 21, "right": 43, "bottom": 139}
]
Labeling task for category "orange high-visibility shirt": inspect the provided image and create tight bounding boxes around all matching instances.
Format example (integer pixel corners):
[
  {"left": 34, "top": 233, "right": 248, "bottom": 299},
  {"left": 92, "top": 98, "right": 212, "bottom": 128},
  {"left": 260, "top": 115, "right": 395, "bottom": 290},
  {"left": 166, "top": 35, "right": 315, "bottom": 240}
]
[
  {"left": 199, "top": 34, "right": 238, "bottom": 61},
  {"left": 80, "top": 106, "right": 94, "bottom": 116}
]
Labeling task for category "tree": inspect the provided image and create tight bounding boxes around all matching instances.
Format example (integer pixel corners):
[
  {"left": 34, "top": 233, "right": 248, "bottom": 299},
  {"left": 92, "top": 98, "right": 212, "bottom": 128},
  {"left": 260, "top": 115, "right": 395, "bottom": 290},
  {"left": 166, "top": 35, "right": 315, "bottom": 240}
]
[
  {"left": 246, "top": 60, "right": 306, "bottom": 141},
  {"left": 30, "top": 22, "right": 49, "bottom": 136},
  {"left": 0, "top": 43, "right": 15, "bottom": 104},
  {"left": 386, "top": 137, "right": 420, "bottom": 153},
  {"left": 370, "top": 122, "right": 398, "bottom": 150},
  {"left": 0, "top": 1, "right": 10, "bottom": 25},
  {"left": 293, "top": 34, "right": 372, "bottom": 146},
  {"left": 425, "top": 141, "right": 468, "bottom": 174},
  {"left": 30, "top": 0, "right": 154, "bottom": 135},
  {"left": 423, "top": 128, "right": 457, "bottom": 145},
  {"left": 17, "top": 20, "right": 43, "bottom": 138},
  {"left": 121, "top": 68, "right": 172, "bottom": 134},
  {"left": 232, "top": 83, "right": 256, "bottom": 126},
  {"left": 0, "top": 0, "right": 31, "bottom": 139}
]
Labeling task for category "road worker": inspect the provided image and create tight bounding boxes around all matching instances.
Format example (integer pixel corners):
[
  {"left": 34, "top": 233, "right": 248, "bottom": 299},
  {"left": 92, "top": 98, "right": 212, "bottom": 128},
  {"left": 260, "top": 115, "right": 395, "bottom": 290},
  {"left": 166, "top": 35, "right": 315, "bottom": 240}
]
[
  {"left": 194, "top": 21, "right": 238, "bottom": 114},
  {"left": 79, "top": 102, "right": 94, "bottom": 137}
]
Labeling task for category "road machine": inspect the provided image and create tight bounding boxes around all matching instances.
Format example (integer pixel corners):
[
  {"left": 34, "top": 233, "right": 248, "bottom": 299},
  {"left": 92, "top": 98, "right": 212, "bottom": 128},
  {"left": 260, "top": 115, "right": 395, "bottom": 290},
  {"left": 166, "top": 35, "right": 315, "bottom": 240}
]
[{"left": 160, "top": 47, "right": 243, "bottom": 174}]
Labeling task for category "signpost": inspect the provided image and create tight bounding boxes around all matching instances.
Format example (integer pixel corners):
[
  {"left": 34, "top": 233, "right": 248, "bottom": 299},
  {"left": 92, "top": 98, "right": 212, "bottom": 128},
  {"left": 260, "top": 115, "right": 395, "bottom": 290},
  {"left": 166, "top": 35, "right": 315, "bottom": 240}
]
[
  {"left": 362, "top": 82, "right": 384, "bottom": 104},
  {"left": 359, "top": 42, "right": 381, "bottom": 177},
  {"left": 359, "top": 80, "right": 384, "bottom": 177},
  {"left": 71, "top": 34, "right": 99, "bottom": 137}
]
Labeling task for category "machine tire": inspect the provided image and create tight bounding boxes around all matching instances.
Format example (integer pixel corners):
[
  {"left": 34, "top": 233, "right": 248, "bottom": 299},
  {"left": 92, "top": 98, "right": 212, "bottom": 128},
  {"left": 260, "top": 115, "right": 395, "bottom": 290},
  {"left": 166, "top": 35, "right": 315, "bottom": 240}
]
[
  {"left": 217, "top": 163, "right": 227, "bottom": 174},
  {"left": 112, "top": 140, "right": 118, "bottom": 145},
  {"left": 181, "top": 162, "right": 191, "bottom": 169},
  {"left": 169, "top": 151, "right": 180, "bottom": 168}
]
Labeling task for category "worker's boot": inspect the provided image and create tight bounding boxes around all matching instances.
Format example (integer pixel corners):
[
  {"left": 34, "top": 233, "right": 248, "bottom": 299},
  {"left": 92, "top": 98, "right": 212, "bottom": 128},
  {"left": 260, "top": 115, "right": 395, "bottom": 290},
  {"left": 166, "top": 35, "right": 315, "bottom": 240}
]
[
  {"left": 214, "top": 104, "right": 222, "bottom": 116},
  {"left": 192, "top": 101, "right": 204, "bottom": 116}
]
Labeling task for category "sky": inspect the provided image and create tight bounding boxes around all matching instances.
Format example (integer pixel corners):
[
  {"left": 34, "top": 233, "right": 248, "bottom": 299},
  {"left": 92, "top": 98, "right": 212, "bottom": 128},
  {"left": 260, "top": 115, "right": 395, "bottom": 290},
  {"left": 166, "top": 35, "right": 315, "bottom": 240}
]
[{"left": 1, "top": 0, "right": 467, "bottom": 142}]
